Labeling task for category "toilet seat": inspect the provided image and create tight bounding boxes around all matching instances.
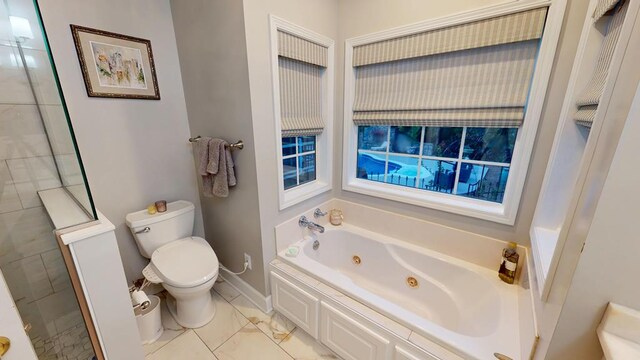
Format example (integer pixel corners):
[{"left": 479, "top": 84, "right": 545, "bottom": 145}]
[{"left": 145, "top": 236, "right": 219, "bottom": 288}]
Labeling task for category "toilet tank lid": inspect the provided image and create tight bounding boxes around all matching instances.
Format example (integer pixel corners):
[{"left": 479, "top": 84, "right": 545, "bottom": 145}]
[{"left": 126, "top": 200, "right": 194, "bottom": 228}]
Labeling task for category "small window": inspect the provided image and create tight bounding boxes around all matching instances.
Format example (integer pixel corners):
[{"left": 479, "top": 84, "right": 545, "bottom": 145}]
[
  {"left": 271, "top": 16, "right": 334, "bottom": 210},
  {"left": 282, "top": 136, "right": 317, "bottom": 190},
  {"left": 356, "top": 126, "right": 516, "bottom": 203}
]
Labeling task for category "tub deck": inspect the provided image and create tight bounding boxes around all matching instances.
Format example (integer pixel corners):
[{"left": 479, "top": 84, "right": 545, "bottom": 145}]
[{"left": 277, "top": 223, "right": 522, "bottom": 360}]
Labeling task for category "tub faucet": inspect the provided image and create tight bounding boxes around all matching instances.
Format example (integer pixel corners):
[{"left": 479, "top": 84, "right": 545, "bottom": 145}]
[
  {"left": 299, "top": 216, "right": 325, "bottom": 233},
  {"left": 314, "top": 208, "right": 327, "bottom": 218}
]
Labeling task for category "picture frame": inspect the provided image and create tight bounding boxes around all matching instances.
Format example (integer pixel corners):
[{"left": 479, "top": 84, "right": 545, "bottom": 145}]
[{"left": 70, "top": 25, "right": 160, "bottom": 100}]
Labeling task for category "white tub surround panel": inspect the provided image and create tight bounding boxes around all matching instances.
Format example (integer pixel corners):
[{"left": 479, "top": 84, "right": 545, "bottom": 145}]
[
  {"left": 517, "top": 253, "right": 539, "bottom": 360},
  {"left": 530, "top": 0, "right": 640, "bottom": 300},
  {"left": 276, "top": 199, "right": 526, "bottom": 272},
  {"left": 56, "top": 213, "right": 144, "bottom": 360},
  {"left": 38, "top": 188, "right": 90, "bottom": 229},
  {"left": 597, "top": 303, "right": 640, "bottom": 359},
  {"left": 270, "top": 260, "right": 459, "bottom": 360},
  {"left": 273, "top": 204, "right": 532, "bottom": 359}
]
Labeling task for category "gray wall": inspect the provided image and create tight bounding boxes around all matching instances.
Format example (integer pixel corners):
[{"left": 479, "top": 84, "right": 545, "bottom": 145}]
[
  {"left": 334, "top": 0, "right": 587, "bottom": 246},
  {"left": 170, "top": 0, "right": 266, "bottom": 293},
  {"left": 242, "top": 0, "right": 339, "bottom": 294},
  {"left": 171, "top": 0, "right": 340, "bottom": 295},
  {"left": 38, "top": 0, "right": 204, "bottom": 283},
  {"left": 226, "top": 0, "right": 588, "bottom": 295},
  {"left": 69, "top": 0, "right": 584, "bottom": 294}
]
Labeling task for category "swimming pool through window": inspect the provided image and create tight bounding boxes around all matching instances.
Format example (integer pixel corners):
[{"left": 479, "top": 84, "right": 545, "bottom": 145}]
[{"left": 356, "top": 126, "right": 516, "bottom": 203}]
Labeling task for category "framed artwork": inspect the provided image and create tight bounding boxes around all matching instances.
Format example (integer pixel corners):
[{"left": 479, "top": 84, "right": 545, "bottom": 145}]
[{"left": 70, "top": 25, "right": 160, "bottom": 100}]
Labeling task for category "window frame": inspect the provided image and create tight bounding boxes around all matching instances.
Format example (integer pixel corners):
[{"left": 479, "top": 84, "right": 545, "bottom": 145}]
[
  {"left": 270, "top": 15, "right": 335, "bottom": 210},
  {"left": 282, "top": 136, "right": 318, "bottom": 190},
  {"left": 357, "top": 126, "right": 514, "bottom": 203},
  {"left": 342, "top": 0, "right": 567, "bottom": 225}
]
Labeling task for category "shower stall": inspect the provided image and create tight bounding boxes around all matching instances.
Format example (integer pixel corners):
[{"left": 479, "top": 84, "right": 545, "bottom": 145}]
[{"left": 0, "top": 0, "right": 98, "bottom": 359}]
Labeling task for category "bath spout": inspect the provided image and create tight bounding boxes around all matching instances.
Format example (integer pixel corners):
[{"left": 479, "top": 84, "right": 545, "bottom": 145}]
[{"left": 299, "top": 216, "right": 325, "bottom": 233}]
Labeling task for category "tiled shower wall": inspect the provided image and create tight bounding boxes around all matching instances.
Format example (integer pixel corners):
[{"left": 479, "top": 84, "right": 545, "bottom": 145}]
[{"left": 0, "top": 32, "right": 83, "bottom": 347}]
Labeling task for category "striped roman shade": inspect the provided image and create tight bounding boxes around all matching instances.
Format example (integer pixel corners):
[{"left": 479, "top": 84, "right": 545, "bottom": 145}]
[
  {"left": 352, "top": 7, "right": 548, "bottom": 128},
  {"left": 593, "top": 0, "right": 622, "bottom": 21},
  {"left": 353, "top": 7, "right": 547, "bottom": 67},
  {"left": 278, "top": 30, "right": 328, "bottom": 137},
  {"left": 278, "top": 31, "right": 327, "bottom": 67},
  {"left": 575, "top": 0, "right": 628, "bottom": 128},
  {"left": 279, "top": 57, "right": 324, "bottom": 137}
]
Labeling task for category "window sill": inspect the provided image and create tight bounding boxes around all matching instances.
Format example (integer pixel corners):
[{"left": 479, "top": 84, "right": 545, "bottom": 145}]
[
  {"left": 280, "top": 180, "right": 331, "bottom": 210},
  {"left": 343, "top": 178, "right": 514, "bottom": 224}
]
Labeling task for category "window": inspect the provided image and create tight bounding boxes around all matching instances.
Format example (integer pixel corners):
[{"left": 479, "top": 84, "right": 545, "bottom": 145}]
[
  {"left": 342, "top": 3, "right": 566, "bottom": 224},
  {"left": 282, "top": 136, "right": 317, "bottom": 190},
  {"left": 271, "top": 16, "right": 334, "bottom": 209},
  {"left": 357, "top": 126, "right": 516, "bottom": 203}
]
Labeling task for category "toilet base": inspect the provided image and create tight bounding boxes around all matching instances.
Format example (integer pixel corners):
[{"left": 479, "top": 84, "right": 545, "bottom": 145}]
[{"left": 164, "top": 281, "right": 217, "bottom": 328}]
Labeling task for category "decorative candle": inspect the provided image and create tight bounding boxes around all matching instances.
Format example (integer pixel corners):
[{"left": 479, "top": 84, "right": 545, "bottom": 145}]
[
  {"left": 155, "top": 200, "right": 167, "bottom": 213},
  {"left": 329, "top": 209, "right": 343, "bottom": 226}
]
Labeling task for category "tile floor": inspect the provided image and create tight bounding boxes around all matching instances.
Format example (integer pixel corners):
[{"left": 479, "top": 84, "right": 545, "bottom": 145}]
[
  {"left": 32, "top": 322, "right": 93, "bottom": 360},
  {"left": 144, "top": 279, "right": 340, "bottom": 360}
]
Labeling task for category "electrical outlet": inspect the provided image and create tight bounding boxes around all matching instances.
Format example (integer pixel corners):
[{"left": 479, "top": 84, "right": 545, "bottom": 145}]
[{"left": 244, "top": 253, "right": 252, "bottom": 270}]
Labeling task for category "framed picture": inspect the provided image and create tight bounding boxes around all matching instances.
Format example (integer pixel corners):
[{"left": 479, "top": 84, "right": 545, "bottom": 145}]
[{"left": 70, "top": 25, "right": 160, "bottom": 100}]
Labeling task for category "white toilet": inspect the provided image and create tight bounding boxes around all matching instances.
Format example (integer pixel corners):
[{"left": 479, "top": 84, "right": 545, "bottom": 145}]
[{"left": 126, "top": 200, "right": 218, "bottom": 328}]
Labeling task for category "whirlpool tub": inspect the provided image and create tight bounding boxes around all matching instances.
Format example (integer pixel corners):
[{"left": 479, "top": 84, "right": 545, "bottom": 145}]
[{"left": 273, "top": 223, "right": 522, "bottom": 359}]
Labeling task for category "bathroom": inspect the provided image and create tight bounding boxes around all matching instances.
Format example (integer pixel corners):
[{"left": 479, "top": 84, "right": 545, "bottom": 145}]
[{"left": 0, "top": 0, "right": 638, "bottom": 359}]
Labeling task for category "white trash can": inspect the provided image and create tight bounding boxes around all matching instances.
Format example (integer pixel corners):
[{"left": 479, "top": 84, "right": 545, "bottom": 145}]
[{"left": 135, "top": 295, "right": 163, "bottom": 344}]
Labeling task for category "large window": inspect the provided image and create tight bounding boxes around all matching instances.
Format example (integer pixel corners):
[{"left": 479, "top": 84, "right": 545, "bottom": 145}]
[
  {"left": 282, "top": 136, "right": 317, "bottom": 190},
  {"left": 357, "top": 126, "right": 516, "bottom": 203},
  {"left": 342, "top": 3, "right": 565, "bottom": 224}
]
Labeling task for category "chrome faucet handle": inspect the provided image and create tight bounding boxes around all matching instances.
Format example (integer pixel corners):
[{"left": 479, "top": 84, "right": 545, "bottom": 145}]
[
  {"left": 299, "top": 216, "right": 310, "bottom": 227},
  {"left": 314, "top": 208, "right": 328, "bottom": 218}
]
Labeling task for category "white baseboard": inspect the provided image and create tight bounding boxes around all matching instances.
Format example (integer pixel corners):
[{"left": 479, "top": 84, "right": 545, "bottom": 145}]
[{"left": 219, "top": 271, "right": 273, "bottom": 314}]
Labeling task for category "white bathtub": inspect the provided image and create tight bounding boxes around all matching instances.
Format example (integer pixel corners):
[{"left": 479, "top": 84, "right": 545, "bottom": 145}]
[{"left": 278, "top": 223, "right": 521, "bottom": 359}]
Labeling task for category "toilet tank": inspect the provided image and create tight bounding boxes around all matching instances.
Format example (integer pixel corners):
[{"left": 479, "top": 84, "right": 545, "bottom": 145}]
[{"left": 125, "top": 200, "right": 195, "bottom": 258}]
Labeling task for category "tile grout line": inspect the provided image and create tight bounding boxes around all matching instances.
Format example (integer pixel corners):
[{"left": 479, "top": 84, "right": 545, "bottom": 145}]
[
  {"left": 151, "top": 288, "right": 250, "bottom": 358},
  {"left": 191, "top": 329, "right": 217, "bottom": 357},
  {"left": 0, "top": 204, "right": 44, "bottom": 216},
  {"left": 205, "top": 289, "right": 253, "bottom": 354},
  {"left": 219, "top": 284, "right": 299, "bottom": 347},
  {"left": 146, "top": 288, "right": 301, "bottom": 360},
  {"left": 14, "top": 180, "right": 35, "bottom": 210},
  {"left": 1, "top": 158, "right": 26, "bottom": 211},
  {"left": 144, "top": 327, "right": 190, "bottom": 357},
  {"left": 3, "top": 159, "right": 15, "bottom": 184},
  {"left": 5, "top": 154, "right": 60, "bottom": 164},
  {"left": 274, "top": 327, "right": 300, "bottom": 360},
  {"left": 203, "top": 287, "right": 287, "bottom": 355},
  {"left": 39, "top": 252, "right": 56, "bottom": 297},
  {"left": 193, "top": 323, "right": 248, "bottom": 356}
]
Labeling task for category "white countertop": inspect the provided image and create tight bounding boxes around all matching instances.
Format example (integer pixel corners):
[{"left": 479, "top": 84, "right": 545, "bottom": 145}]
[
  {"left": 598, "top": 303, "right": 640, "bottom": 360},
  {"left": 38, "top": 187, "right": 92, "bottom": 229}
]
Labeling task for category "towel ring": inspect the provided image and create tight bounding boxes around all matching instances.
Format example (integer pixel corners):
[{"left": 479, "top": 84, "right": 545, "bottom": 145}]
[{"left": 188, "top": 136, "right": 243, "bottom": 150}]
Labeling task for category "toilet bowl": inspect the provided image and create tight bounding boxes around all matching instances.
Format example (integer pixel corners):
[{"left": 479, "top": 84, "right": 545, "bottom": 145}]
[
  {"left": 142, "top": 236, "right": 219, "bottom": 328},
  {"left": 126, "top": 201, "right": 219, "bottom": 328}
]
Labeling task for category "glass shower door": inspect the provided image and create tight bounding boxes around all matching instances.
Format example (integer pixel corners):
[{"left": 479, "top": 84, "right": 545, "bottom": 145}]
[{"left": 0, "top": 0, "right": 98, "bottom": 359}]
